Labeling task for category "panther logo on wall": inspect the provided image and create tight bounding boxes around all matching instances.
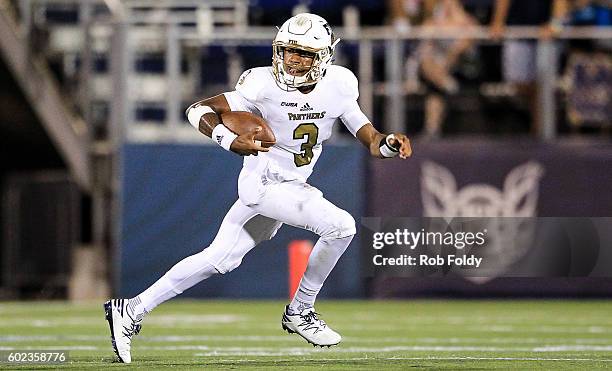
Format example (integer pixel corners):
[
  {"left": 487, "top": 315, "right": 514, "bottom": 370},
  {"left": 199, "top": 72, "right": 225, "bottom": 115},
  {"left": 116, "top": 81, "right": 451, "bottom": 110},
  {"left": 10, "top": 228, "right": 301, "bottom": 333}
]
[
  {"left": 420, "top": 161, "right": 545, "bottom": 280},
  {"left": 421, "top": 161, "right": 544, "bottom": 217}
]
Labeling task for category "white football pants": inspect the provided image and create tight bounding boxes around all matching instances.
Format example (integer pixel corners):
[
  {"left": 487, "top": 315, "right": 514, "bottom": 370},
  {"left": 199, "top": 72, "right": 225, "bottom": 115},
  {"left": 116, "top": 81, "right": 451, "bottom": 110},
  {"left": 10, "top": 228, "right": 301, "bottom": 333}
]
[{"left": 138, "top": 175, "right": 356, "bottom": 312}]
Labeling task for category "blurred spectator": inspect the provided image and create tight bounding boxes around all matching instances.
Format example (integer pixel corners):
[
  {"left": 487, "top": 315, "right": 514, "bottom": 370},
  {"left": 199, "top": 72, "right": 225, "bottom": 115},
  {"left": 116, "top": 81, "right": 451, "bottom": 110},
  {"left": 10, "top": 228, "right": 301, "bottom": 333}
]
[
  {"left": 566, "top": 0, "right": 612, "bottom": 52},
  {"left": 569, "top": 0, "right": 612, "bottom": 27},
  {"left": 416, "top": 0, "right": 478, "bottom": 138},
  {"left": 562, "top": 0, "right": 612, "bottom": 130},
  {"left": 249, "top": 0, "right": 298, "bottom": 26},
  {"left": 387, "top": 0, "right": 423, "bottom": 32},
  {"left": 251, "top": 0, "right": 386, "bottom": 26},
  {"left": 490, "top": 0, "right": 571, "bottom": 136}
]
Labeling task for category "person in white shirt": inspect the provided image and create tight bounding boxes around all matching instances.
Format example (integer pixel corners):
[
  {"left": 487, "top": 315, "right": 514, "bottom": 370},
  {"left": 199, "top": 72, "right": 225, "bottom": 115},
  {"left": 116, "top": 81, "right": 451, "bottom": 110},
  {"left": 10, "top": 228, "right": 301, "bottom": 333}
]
[{"left": 104, "top": 13, "right": 412, "bottom": 363}]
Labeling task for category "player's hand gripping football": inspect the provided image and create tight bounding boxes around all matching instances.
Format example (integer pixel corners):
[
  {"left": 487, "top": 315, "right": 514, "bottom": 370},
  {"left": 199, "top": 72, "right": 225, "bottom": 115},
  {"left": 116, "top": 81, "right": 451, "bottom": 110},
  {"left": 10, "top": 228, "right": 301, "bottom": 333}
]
[
  {"left": 230, "top": 126, "right": 270, "bottom": 156},
  {"left": 388, "top": 133, "right": 412, "bottom": 159}
]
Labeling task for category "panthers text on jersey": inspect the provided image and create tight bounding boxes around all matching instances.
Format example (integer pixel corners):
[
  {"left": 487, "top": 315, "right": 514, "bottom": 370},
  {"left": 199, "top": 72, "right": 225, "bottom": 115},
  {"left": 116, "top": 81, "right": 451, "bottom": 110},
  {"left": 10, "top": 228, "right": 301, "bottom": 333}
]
[{"left": 224, "top": 65, "right": 369, "bottom": 183}]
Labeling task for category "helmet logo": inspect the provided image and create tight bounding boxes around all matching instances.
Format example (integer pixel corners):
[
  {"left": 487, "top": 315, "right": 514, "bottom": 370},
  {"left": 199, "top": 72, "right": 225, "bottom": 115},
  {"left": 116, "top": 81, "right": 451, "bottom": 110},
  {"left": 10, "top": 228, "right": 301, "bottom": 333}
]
[
  {"left": 295, "top": 16, "right": 311, "bottom": 27},
  {"left": 288, "top": 40, "right": 298, "bottom": 45},
  {"left": 288, "top": 17, "right": 313, "bottom": 35}
]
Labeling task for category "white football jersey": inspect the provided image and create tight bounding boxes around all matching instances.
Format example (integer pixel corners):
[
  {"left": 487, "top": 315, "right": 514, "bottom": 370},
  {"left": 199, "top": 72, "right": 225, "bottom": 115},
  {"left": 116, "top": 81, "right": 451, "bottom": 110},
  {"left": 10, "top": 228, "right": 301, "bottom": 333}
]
[{"left": 224, "top": 65, "right": 369, "bottom": 182}]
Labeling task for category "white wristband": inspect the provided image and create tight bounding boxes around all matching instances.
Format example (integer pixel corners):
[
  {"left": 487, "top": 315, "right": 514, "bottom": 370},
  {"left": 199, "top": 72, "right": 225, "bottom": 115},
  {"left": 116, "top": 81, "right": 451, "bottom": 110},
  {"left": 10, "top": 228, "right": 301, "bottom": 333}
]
[
  {"left": 211, "top": 124, "right": 238, "bottom": 151},
  {"left": 380, "top": 134, "right": 400, "bottom": 158},
  {"left": 186, "top": 104, "right": 215, "bottom": 129}
]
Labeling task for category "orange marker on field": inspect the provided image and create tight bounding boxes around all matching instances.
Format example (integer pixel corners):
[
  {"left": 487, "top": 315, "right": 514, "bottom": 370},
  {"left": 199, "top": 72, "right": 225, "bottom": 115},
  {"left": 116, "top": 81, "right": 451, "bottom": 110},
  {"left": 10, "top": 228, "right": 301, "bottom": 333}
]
[{"left": 288, "top": 240, "right": 313, "bottom": 299}]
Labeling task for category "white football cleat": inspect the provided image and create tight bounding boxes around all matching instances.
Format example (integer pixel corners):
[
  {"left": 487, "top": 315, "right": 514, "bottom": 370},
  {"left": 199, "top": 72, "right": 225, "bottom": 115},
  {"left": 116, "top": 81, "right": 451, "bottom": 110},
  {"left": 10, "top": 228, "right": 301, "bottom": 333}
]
[
  {"left": 281, "top": 305, "right": 341, "bottom": 347},
  {"left": 103, "top": 299, "right": 142, "bottom": 363}
]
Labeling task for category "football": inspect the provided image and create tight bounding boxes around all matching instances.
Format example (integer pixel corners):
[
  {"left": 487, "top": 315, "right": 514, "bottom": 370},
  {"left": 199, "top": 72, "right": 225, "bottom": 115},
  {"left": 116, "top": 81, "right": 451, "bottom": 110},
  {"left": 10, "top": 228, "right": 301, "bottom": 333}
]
[{"left": 220, "top": 111, "right": 276, "bottom": 148}]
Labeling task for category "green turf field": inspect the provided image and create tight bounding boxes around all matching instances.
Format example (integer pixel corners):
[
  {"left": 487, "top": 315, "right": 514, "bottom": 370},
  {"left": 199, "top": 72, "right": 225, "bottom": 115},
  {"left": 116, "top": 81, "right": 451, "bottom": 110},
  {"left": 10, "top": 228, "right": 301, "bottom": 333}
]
[{"left": 1, "top": 300, "right": 612, "bottom": 369}]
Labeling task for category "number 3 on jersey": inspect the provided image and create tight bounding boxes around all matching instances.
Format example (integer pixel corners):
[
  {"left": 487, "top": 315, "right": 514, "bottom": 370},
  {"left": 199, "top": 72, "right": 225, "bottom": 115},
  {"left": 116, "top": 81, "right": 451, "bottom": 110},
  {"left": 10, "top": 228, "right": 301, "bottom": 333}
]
[{"left": 293, "top": 123, "right": 319, "bottom": 167}]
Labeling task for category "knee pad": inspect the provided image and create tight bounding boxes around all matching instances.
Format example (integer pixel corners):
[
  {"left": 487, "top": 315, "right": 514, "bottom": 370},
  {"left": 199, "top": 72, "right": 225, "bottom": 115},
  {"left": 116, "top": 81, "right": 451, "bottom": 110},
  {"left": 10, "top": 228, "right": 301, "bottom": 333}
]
[
  {"left": 200, "top": 244, "right": 243, "bottom": 275},
  {"left": 322, "top": 210, "right": 356, "bottom": 241}
]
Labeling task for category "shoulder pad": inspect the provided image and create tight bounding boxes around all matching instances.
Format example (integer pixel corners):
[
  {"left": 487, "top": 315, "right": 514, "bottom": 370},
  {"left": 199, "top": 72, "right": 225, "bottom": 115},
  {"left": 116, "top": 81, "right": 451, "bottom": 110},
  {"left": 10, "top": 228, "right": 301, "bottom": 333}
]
[
  {"left": 328, "top": 65, "right": 359, "bottom": 100},
  {"left": 235, "top": 67, "right": 270, "bottom": 102}
]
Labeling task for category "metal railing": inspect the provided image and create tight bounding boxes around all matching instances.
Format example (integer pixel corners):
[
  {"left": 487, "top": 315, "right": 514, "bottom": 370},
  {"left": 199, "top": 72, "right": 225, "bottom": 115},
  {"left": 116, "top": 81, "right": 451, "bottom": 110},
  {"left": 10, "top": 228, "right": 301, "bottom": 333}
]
[
  {"left": 11, "top": 1, "right": 612, "bottom": 142},
  {"left": 169, "top": 25, "right": 612, "bottom": 141}
]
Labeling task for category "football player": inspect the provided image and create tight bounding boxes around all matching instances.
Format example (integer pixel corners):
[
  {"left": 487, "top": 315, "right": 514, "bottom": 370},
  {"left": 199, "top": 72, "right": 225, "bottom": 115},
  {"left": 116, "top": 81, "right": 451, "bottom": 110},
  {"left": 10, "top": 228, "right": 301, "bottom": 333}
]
[{"left": 104, "top": 13, "right": 412, "bottom": 363}]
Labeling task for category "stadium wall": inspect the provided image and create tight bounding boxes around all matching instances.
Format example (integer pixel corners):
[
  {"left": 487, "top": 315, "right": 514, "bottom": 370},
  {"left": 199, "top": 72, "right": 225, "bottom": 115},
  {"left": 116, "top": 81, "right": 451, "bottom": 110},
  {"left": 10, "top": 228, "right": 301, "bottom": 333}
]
[
  {"left": 367, "top": 138, "right": 612, "bottom": 297},
  {"left": 119, "top": 142, "right": 365, "bottom": 298},
  {"left": 119, "top": 138, "right": 612, "bottom": 298}
]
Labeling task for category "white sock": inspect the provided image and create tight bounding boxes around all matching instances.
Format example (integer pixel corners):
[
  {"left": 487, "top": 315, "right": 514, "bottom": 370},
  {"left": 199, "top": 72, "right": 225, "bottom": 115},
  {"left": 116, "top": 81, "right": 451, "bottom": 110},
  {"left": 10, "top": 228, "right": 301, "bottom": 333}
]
[
  {"left": 289, "top": 235, "right": 353, "bottom": 314},
  {"left": 289, "top": 277, "right": 316, "bottom": 314},
  {"left": 136, "top": 250, "right": 219, "bottom": 314},
  {"left": 126, "top": 296, "right": 146, "bottom": 322}
]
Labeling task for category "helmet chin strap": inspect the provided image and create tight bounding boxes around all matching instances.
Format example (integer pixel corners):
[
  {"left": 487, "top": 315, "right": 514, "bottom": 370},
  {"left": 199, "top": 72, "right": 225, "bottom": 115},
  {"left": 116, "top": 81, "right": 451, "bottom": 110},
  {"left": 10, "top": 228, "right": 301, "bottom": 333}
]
[
  {"left": 283, "top": 71, "right": 315, "bottom": 90},
  {"left": 280, "top": 63, "right": 315, "bottom": 88}
]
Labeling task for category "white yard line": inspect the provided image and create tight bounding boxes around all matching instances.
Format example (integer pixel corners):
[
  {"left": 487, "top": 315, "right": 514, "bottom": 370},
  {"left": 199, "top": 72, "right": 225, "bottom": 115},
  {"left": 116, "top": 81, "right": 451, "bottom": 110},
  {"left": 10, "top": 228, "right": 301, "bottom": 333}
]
[
  {"left": 533, "top": 345, "right": 612, "bottom": 352},
  {"left": 3, "top": 344, "right": 612, "bottom": 359},
  {"left": 160, "top": 344, "right": 612, "bottom": 353},
  {"left": 147, "top": 314, "right": 245, "bottom": 325},
  {"left": 0, "top": 346, "right": 99, "bottom": 351},
  {"left": 197, "top": 356, "right": 612, "bottom": 362},
  {"left": 3, "top": 335, "right": 612, "bottom": 345},
  {"left": 0, "top": 314, "right": 246, "bottom": 328},
  {"left": 3, "top": 345, "right": 605, "bottom": 352},
  {"left": 386, "top": 356, "right": 612, "bottom": 362}
]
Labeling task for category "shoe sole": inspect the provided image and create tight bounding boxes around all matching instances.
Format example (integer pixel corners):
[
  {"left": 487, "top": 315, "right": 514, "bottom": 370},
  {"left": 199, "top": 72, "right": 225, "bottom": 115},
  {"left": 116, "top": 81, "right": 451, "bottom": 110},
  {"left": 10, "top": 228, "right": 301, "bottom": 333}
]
[
  {"left": 103, "top": 300, "right": 126, "bottom": 363},
  {"left": 281, "top": 314, "right": 339, "bottom": 348}
]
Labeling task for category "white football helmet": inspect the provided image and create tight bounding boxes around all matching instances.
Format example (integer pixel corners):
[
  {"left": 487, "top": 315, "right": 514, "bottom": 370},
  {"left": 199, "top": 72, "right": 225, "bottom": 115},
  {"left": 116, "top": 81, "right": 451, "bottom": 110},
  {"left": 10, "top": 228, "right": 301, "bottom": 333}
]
[{"left": 272, "top": 13, "right": 340, "bottom": 90}]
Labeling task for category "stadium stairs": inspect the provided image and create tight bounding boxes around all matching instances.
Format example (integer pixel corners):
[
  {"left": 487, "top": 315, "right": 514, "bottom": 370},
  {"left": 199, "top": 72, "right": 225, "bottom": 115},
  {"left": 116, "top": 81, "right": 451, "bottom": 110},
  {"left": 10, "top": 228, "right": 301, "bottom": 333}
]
[{"left": 0, "top": 0, "right": 90, "bottom": 191}]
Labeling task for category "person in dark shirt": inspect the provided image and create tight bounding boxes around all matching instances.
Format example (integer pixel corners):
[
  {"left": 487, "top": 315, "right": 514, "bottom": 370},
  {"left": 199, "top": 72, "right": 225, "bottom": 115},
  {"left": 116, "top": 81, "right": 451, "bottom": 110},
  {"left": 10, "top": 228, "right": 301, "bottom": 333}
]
[
  {"left": 417, "top": 0, "right": 478, "bottom": 137},
  {"left": 490, "top": 0, "right": 570, "bottom": 136}
]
